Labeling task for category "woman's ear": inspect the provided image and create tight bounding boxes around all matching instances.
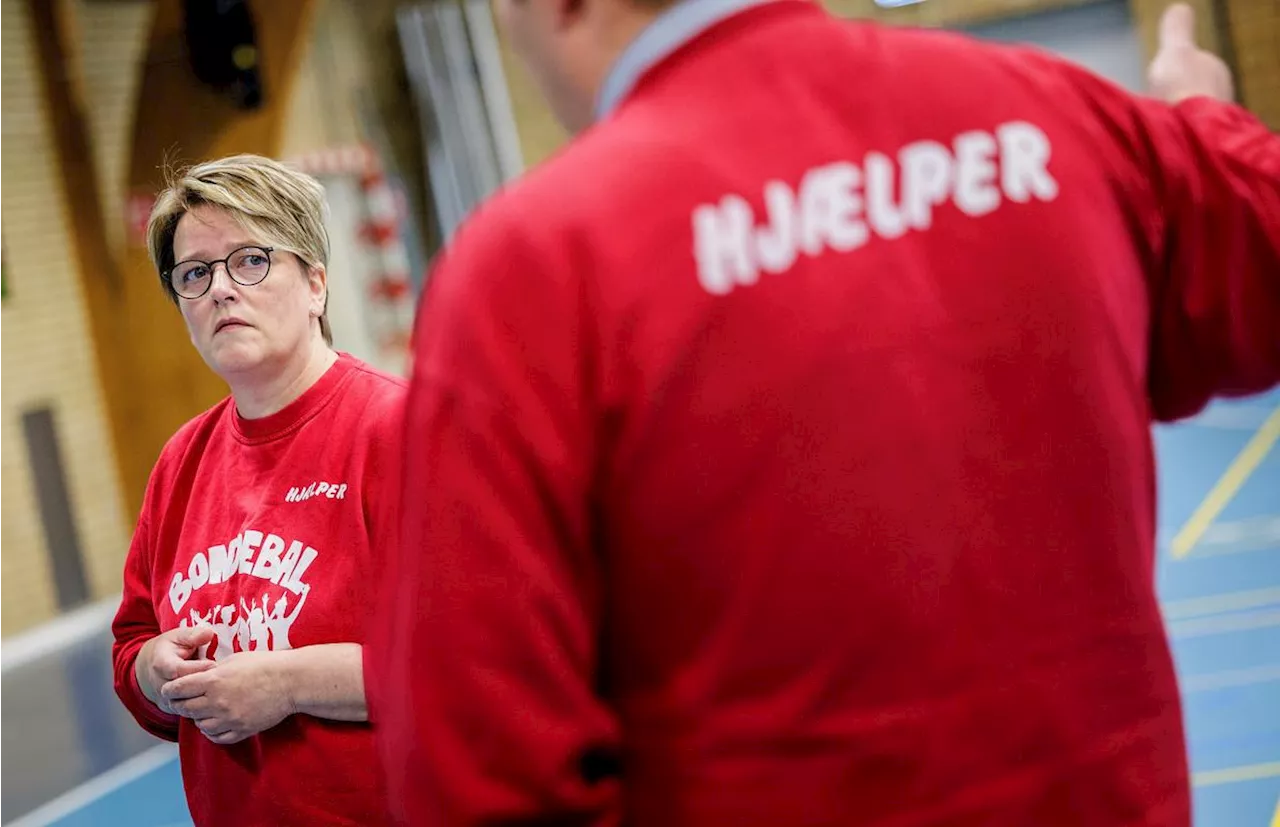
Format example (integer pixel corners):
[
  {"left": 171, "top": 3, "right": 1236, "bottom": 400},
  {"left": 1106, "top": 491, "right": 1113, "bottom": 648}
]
[{"left": 307, "top": 263, "right": 328, "bottom": 317}]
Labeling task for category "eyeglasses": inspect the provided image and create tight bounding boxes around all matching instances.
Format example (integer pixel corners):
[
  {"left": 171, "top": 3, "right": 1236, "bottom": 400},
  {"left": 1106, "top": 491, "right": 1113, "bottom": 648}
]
[{"left": 168, "top": 246, "right": 275, "bottom": 299}]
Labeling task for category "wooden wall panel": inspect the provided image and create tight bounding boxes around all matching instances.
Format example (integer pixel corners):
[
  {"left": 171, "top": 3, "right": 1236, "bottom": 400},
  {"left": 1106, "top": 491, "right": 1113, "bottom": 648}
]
[{"left": 1221, "top": 0, "right": 1280, "bottom": 128}]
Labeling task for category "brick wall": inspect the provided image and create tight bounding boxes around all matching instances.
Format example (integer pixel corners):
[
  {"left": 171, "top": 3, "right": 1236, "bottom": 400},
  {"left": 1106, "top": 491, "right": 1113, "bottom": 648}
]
[{"left": 0, "top": 0, "right": 139, "bottom": 634}]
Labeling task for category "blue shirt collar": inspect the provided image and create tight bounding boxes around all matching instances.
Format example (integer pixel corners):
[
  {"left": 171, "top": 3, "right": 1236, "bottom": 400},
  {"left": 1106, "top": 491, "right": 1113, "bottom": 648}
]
[{"left": 595, "top": 0, "right": 784, "bottom": 120}]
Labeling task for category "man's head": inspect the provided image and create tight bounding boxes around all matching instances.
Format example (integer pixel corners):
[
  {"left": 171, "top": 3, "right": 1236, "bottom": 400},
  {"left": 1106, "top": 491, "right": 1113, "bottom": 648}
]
[{"left": 495, "top": 0, "right": 675, "bottom": 133}]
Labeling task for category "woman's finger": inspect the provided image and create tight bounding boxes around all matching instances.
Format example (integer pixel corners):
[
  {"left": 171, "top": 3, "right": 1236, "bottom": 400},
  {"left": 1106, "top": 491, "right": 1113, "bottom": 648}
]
[
  {"left": 195, "top": 717, "right": 226, "bottom": 735},
  {"left": 171, "top": 697, "right": 212, "bottom": 718}
]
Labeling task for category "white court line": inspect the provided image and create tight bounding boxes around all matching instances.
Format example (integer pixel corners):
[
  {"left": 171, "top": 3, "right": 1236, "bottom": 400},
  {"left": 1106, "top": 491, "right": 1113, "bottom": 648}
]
[
  {"left": 5, "top": 743, "right": 179, "bottom": 827},
  {"left": 1, "top": 595, "right": 120, "bottom": 673},
  {"left": 1192, "top": 542, "right": 1280, "bottom": 560},
  {"left": 1169, "top": 404, "right": 1280, "bottom": 559},
  {"left": 1183, "top": 405, "right": 1280, "bottom": 432},
  {"left": 1162, "top": 587, "right": 1280, "bottom": 621},
  {"left": 1168, "top": 608, "right": 1280, "bottom": 639},
  {"left": 1180, "top": 663, "right": 1280, "bottom": 693}
]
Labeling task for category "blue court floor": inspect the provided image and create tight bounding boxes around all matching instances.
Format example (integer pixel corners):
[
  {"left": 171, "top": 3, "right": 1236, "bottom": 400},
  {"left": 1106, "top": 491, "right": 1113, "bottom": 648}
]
[{"left": 3, "top": 389, "right": 1278, "bottom": 826}]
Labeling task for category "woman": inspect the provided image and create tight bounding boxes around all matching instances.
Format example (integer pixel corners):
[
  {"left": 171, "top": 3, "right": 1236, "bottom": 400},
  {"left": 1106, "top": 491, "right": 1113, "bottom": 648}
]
[{"left": 111, "top": 153, "right": 403, "bottom": 826}]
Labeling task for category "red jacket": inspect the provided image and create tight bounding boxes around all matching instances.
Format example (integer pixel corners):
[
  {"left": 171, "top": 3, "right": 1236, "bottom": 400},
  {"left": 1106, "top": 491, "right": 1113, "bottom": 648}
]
[
  {"left": 113, "top": 353, "right": 403, "bottom": 826},
  {"left": 369, "top": 2, "right": 1280, "bottom": 825}
]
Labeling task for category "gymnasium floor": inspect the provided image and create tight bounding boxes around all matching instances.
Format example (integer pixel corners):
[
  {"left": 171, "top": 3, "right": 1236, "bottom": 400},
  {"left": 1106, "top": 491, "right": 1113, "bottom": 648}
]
[{"left": 3, "top": 388, "right": 1278, "bottom": 826}]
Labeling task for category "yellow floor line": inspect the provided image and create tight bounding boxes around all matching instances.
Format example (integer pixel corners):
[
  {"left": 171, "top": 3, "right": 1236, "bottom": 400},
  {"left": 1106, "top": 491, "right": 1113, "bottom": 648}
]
[
  {"left": 1191, "top": 760, "right": 1280, "bottom": 788},
  {"left": 1171, "top": 404, "right": 1280, "bottom": 560}
]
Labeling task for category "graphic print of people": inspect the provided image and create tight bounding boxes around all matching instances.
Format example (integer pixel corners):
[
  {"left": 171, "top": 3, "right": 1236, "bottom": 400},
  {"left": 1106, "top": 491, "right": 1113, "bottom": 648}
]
[
  {"left": 178, "top": 586, "right": 312, "bottom": 660},
  {"left": 241, "top": 597, "right": 270, "bottom": 651},
  {"left": 265, "top": 586, "right": 309, "bottom": 651},
  {"left": 186, "top": 607, "right": 215, "bottom": 659},
  {"left": 209, "top": 604, "right": 238, "bottom": 660}
]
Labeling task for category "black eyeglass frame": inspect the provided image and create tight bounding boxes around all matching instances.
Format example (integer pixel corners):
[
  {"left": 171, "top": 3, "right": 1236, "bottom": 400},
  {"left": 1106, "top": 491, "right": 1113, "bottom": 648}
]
[{"left": 166, "top": 245, "right": 276, "bottom": 300}]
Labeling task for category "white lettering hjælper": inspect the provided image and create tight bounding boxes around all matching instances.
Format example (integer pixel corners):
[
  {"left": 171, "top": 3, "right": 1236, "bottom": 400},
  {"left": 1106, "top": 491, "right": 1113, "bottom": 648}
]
[{"left": 692, "top": 121, "right": 1059, "bottom": 295}]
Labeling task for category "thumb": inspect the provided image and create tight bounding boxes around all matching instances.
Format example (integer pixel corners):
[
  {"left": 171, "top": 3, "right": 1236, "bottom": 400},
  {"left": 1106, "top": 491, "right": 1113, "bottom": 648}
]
[
  {"left": 170, "top": 658, "right": 218, "bottom": 679},
  {"left": 1158, "top": 3, "right": 1197, "bottom": 50},
  {"left": 173, "top": 625, "right": 215, "bottom": 649}
]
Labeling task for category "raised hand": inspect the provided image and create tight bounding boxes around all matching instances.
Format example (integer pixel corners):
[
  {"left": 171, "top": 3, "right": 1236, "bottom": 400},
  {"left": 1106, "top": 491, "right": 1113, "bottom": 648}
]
[{"left": 1147, "top": 3, "right": 1234, "bottom": 104}]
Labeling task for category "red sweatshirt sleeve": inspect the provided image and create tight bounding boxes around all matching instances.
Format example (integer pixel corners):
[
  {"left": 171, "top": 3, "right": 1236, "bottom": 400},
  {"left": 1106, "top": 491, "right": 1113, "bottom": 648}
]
[
  {"left": 1141, "top": 97, "right": 1280, "bottom": 419},
  {"left": 370, "top": 210, "right": 622, "bottom": 826},
  {"left": 1041, "top": 54, "right": 1280, "bottom": 419},
  {"left": 111, "top": 514, "right": 181, "bottom": 742}
]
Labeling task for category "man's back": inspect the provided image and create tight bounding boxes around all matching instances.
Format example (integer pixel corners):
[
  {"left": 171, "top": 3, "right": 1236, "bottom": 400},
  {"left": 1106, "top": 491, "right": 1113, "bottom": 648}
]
[
  {"left": 373, "top": 2, "right": 1278, "bottom": 824},
  {"left": 558, "top": 6, "right": 1181, "bottom": 824}
]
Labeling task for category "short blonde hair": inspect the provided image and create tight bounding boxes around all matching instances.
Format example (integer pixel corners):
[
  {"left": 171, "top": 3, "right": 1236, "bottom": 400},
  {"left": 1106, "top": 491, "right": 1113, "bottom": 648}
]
[{"left": 147, "top": 153, "right": 333, "bottom": 345}]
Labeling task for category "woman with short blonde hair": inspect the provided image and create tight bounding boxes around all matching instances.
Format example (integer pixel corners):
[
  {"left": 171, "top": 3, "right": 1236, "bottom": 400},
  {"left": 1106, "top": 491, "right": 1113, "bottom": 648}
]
[{"left": 112, "top": 153, "right": 401, "bottom": 826}]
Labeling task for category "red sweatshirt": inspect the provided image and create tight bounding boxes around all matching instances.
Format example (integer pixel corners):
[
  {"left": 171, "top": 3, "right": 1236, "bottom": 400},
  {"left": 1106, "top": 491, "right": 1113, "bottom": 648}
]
[
  {"left": 113, "top": 353, "right": 404, "bottom": 826},
  {"left": 369, "top": 2, "right": 1280, "bottom": 825}
]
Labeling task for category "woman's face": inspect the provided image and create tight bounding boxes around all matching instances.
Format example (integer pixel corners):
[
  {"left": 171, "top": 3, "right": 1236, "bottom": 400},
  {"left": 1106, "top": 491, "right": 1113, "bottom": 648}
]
[{"left": 172, "top": 205, "right": 326, "bottom": 381}]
